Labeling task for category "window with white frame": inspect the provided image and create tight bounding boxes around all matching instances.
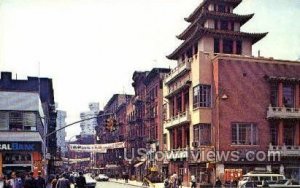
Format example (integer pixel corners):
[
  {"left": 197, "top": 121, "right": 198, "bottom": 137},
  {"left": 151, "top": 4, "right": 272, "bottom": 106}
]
[
  {"left": 193, "top": 85, "right": 211, "bottom": 108},
  {"left": 232, "top": 123, "right": 258, "bottom": 145},
  {"left": 193, "top": 124, "right": 211, "bottom": 145}
]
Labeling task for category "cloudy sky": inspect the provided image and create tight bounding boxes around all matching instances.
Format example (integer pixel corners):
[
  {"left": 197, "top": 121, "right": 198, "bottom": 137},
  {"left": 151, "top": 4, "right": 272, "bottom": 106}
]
[{"left": 0, "top": 0, "right": 299, "bottom": 139}]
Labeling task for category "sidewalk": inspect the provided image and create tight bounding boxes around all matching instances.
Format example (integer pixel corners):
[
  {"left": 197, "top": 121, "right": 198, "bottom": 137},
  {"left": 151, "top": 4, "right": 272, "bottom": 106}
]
[
  {"left": 110, "top": 178, "right": 189, "bottom": 188},
  {"left": 110, "top": 178, "right": 144, "bottom": 187}
]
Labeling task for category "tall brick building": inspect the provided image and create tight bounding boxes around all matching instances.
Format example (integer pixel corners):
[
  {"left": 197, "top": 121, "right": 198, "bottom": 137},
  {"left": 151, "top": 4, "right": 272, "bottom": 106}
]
[
  {"left": 163, "top": 0, "right": 300, "bottom": 186},
  {"left": 0, "top": 72, "right": 57, "bottom": 176}
]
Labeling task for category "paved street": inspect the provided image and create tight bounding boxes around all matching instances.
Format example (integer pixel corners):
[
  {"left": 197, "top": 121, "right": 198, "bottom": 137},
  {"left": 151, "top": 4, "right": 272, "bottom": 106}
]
[{"left": 95, "top": 181, "right": 142, "bottom": 188}]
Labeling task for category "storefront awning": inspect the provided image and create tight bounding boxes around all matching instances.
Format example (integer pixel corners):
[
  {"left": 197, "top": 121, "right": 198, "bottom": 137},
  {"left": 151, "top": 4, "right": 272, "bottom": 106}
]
[{"left": 134, "top": 161, "right": 145, "bottom": 168}]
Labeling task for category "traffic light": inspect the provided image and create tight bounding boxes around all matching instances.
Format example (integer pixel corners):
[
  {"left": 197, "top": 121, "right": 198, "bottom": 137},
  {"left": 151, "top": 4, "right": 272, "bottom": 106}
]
[{"left": 105, "top": 117, "right": 118, "bottom": 132}]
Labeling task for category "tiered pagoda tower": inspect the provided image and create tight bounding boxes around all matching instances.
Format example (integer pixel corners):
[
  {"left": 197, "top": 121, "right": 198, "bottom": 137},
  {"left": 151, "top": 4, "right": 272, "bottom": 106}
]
[{"left": 167, "top": 0, "right": 268, "bottom": 61}]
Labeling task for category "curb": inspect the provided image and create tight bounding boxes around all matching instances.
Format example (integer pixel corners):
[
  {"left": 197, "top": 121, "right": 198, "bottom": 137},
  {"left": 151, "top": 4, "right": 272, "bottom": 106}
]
[{"left": 110, "top": 180, "right": 144, "bottom": 187}]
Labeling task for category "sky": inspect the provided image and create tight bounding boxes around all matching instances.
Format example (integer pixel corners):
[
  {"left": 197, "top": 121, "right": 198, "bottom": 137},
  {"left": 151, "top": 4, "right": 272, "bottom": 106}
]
[{"left": 0, "top": 0, "right": 299, "bottom": 139}]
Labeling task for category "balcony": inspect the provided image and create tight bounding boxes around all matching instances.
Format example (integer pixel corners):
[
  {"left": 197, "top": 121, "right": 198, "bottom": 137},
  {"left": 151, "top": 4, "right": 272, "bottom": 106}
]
[
  {"left": 164, "top": 111, "right": 191, "bottom": 129},
  {"left": 164, "top": 59, "right": 192, "bottom": 85},
  {"left": 268, "top": 144, "right": 300, "bottom": 157},
  {"left": 165, "top": 148, "right": 189, "bottom": 160},
  {"left": 165, "top": 77, "right": 191, "bottom": 99},
  {"left": 267, "top": 106, "right": 300, "bottom": 119}
]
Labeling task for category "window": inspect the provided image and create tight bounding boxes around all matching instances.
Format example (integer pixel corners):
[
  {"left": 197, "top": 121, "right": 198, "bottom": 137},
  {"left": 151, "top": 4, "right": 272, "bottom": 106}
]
[
  {"left": 214, "top": 20, "right": 219, "bottom": 30},
  {"left": 270, "top": 122, "right": 278, "bottom": 145},
  {"left": 176, "top": 95, "right": 182, "bottom": 113},
  {"left": 218, "top": 4, "right": 226, "bottom": 12},
  {"left": 220, "top": 20, "right": 228, "bottom": 30},
  {"left": 284, "top": 122, "right": 295, "bottom": 145},
  {"left": 193, "top": 85, "right": 211, "bottom": 108},
  {"left": 163, "top": 134, "right": 167, "bottom": 145},
  {"left": 232, "top": 123, "right": 258, "bottom": 145},
  {"left": 194, "top": 43, "right": 198, "bottom": 56},
  {"left": 230, "top": 21, "right": 234, "bottom": 31},
  {"left": 194, "top": 124, "right": 211, "bottom": 145},
  {"left": 0, "top": 112, "right": 9, "bottom": 130},
  {"left": 9, "top": 112, "right": 23, "bottom": 130},
  {"left": 236, "top": 40, "right": 242, "bottom": 55},
  {"left": 283, "top": 84, "right": 295, "bottom": 108},
  {"left": 214, "top": 38, "right": 220, "bottom": 53},
  {"left": 270, "top": 83, "right": 278, "bottom": 107},
  {"left": 223, "top": 39, "right": 233, "bottom": 54}
]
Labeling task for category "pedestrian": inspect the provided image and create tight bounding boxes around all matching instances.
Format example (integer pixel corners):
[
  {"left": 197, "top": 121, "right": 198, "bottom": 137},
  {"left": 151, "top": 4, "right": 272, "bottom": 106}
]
[
  {"left": 177, "top": 175, "right": 182, "bottom": 188},
  {"left": 164, "top": 177, "right": 170, "bottom": 188},
  {"left": 125, "top": 173, "right": 129, "bottom": 183},
  {"left": 23, "top": 172, "right": 37, "bottom": 188},
  {"left": 191, "top": 175, "right": 196, "bottom": 188},
  {"left": 215, "top": 177, "right": 222, "bottom": 188},
  {"left": 172, "top": 173, "right": 178, "bottom": 188},
  {"left": 36, "top": 171, "right": 46, "bottom": 188},
  {"left": 51, "top": 175, "right": 59, "bottom": 188},
  {"left": 56, "top": 174, "right": 70, "bottom": 188},
  {"left": 75, "top": 172, "right": 86, "bottom": 188},
  {"left": 3, "top": 175, "right": 11, "bottom": 188},
  {"left": 46, "top": 175, "right": 55, "bottom": 188},
  {"left": 8, "top": 172, "right": 23, "bottom": 188}
]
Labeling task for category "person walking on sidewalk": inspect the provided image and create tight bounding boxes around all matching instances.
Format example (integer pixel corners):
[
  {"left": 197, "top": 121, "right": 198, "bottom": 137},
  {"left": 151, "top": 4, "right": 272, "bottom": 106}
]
[
  {"left": 24, "top": 172, "right": 37, "bottom": 188},
  {"left": 56, "top": 174, "right": 70, "bottom": 188},
  {"left": 75, "top": 172, "right": 86, "bottom": 188},
  {"left": 191, "top": 175, "right": 196, "bottom": 188},
  {"left": 36, "top": 171, "right": 46, "bottom": 188},
  {"left": 215, "top": 177, "right": 222, "bottom": 188}
]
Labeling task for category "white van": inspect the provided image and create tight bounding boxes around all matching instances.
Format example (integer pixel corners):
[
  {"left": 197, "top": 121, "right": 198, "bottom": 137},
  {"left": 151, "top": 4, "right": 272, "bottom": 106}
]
[{"left": 238, "top": 172, "right": 285, "bottom": 188}]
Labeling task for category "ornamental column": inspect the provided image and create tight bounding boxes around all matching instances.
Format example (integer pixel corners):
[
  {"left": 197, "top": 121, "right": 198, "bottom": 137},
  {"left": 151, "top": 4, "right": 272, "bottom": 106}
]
[
  {"left": 174, "top": 97, "right": 178, "bottom": 116},
  {"left": 278, "top": 122, "right": 284, "bottom": 146},
  {"left": 219, "top": 39, "right": 223, "bottom": 53},
  {"left": 182, "top": 126, "right": 185, "bottom": 148},
  {"left": 174, "top": 128, "right": 178, "bottom": 149},
  {"left": 278, "top": 82, "right": 283, "bottom": 107},
  {"left": 295, "top": 122, "right": 300, "bottom": 146},
  {"left": 233, "top": 40, "right": 237, "bottom": 54},
  {"left": 182, "top": 92, "right": 185, "bottom": 112},
  {"left": 295, "top": 83, "right": 300, "bottom": 108}
]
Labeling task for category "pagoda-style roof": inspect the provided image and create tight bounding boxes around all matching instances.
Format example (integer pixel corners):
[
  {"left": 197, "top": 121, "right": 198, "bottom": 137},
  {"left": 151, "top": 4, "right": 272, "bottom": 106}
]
[
  {"left": 167, "top": 26, "right": 268, "bottom": 60},
  {"left": 185, "top": 0, "right": 242, "bottom": 23},
  {"left": 178, "top": 10, "right": 254, "bottom": 40}
]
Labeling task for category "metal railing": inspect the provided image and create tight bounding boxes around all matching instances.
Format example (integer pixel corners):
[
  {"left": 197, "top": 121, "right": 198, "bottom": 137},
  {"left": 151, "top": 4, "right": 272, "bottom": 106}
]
[
  {"left": 267, "top": 106, "right": 300, "bottom": 119},
  {"left": 164, "top": 58, "right": 192, "bottom": 84}
]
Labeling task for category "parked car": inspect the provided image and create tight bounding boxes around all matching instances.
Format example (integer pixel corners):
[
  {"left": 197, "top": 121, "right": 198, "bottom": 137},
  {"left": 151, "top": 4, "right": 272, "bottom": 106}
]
[
  {"left": 84, "top": 174, "right": 97, "bottom": 188},
  {"left": 238, "top": 172, "right": 285, "bottom": 188},
  {"left": 268, "top": 179, "right": 300, "bottom": 187},
  {"left": 95, "top": 174, "right": 109, "bottom": 181},
  {"left": 240, "top": 181, "right": 258, "bottom": 188}
]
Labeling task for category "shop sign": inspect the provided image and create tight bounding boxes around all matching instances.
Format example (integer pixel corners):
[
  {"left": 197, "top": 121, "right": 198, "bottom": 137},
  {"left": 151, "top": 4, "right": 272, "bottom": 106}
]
[{"left": 0, "top": 142, "right": 41, "bottom": 151}]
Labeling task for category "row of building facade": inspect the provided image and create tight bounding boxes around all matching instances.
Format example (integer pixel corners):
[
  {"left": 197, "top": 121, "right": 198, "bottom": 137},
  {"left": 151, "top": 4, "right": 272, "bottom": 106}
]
[
  {"left": 95, "top": 0, "right": 300, "bottom": 187},
  {"left": 0, "top": 72, "right": 63, "bottom": 177}
]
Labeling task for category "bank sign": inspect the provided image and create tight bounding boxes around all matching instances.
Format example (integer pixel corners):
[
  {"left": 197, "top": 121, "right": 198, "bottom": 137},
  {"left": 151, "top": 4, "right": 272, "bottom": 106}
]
[{"left": 0, "top": 142, "right": 41, "bottom": 151}]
